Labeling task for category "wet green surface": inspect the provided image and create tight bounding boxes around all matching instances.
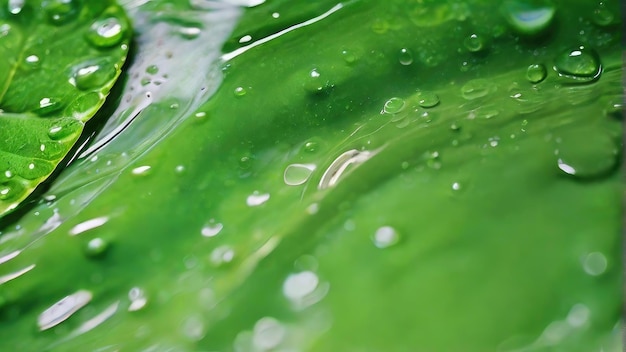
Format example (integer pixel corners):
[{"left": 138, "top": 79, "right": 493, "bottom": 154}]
[{"left": 0, "top": 0, "right": 622, "bottom": 350}]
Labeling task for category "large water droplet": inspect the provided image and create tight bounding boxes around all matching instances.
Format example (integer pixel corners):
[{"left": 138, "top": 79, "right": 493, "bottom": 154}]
[
  {"left": 72, "top": 59, "right": 117, "bottom": 90},
  {"left": 43, "top": 0, "right": 80, "bottom": 25},
  {"left": 86, "top": 17, "right": 126, "bottom": 48},
  {"left": 383, "top": 97, "right": 405, "bottom": 114},
  {"left": 65, "top": 92, "right": 102, "bottom": 120},
  {"left": 8, "top": 0, "right": 24, "bottom": 15},
  {"left": 47, "top": 119, "right": 82, "bottom": 140},
  {"left": 38, "top": 290, "right": 92, "bottom": 330},
  {"left": 553, "top": 46, "right": 601, "bottom": 82},
  {"left": 372, "top": 226, "right": 400, "bottom": 248},
  {"left": 555, "top": 128, "right": 618, "bottom": 178},
  {"left": 0, "top": 180, "right": 25, "bottom": 201},
  {"left": 502, "top": 0, "right": 555, "bottom": 35},
  {"left": 284, "top": 163, "right": 316, "bottom": 186},
  {"left": 526, "top": 63, "right": 547, "bottom": 83},
  {"left": 592, "top": 2, "right": 614, "bottom": 26},
  {"left": 35, "top": 97, "right": 62, "bottom": 116},
  {"left": 417, "top": 91, "right": 440, "bottom": 108}
]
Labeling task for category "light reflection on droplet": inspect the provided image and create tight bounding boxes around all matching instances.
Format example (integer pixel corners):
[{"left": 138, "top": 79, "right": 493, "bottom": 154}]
[
  {"left": 372, "top": 226, "right": 400, "bottom": 248},
  {"left": 283, "top": 271, "right": 318, "bottom": 301},
  {"left": 69, "top": 216, "right": 109, "bottom": 236},
  {"left": 128, "top": 287, "right": 147, "bottom": 312},
  {"left": 210, "top": 245, "right": 235, "bottom": 266},
  {"left": 284, "top": 163, "right": 316, "bottom": 186},
  {"left": 131, "top": 165, "right": 151, "bottom": 176},
  {"left": 201, "top": 221, "right": 223, "bottom": 237},
  {"left": 246, "top": 191, "right": 270, "bottom": 206},
  {"left": 38, "top": 290, "right": 93, "bottom": 331}
]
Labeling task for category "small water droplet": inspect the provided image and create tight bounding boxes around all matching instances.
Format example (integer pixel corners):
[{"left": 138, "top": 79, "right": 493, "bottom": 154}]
[
  {"left": 0, "top": 180, "right": 24, "bottom": 201},
  {"left": 72, "top": 59, "right": 117, "bottom": 90},
  {"left": 398, "top": 48, "right": 413, "bottom": 65},
  {"left": 303, "top": 68, "right": 331, "bottom": 94},
  {"left": 23, "top": 54, "right": 40, "bottom": 69},
  {"left": 128, "top": 287, "right": 147, "bottom": 311},
  {"left": 86, "top": 17, "right": 126, "bottom": 47},
  {"left": 502, "top": 0, "right": 555, "bottom": 35},
  {"left": 182, "top": 315, "right": 205, "bottom": 341},
  {"left": 341, "top": 49, "right": 356, "bottom": 64},
  {"left": 246, "top": 191, "right": 270, "bottom": 206},
  {"left": 35, "top": 97, "right": 62, "bottom": 115},
  {"left": 526, "top": 63, "right": 547, "bottom": 83},
  {"left": 417, "top": 91, "right": 440, "bottom": 108},
  {"left": 463, "top": 33, "right": 485, "bottom": 52},
  {"left": 201, "top": 221, "right": 223, "bottom": 237},
  {"left": 303, "top": 140, "right": 319, "bottom": 153},
  {"left": 284, "top": 163, "right": 316, "bottom": 186},
  {"left": 451, "top": 182, "right": 462, "bottom": 191},
  {"left": 131, "top": 165, "right": 152, "bottom": 176},
  {"left": 85, "top": 237, "right": 109, "bottom": 257},
  {"left": 234, "top": 86, "right": 247, "bottom": 96},
  {"left": 592, "top": 2, "right": 614, "bottom": 26},
  {"left": 175, "top": 165, "right": 186, "bottom": 174},
  {"left": 383, "top": 97, "right": 405, "bottom": 114},
  {"left": 461, "top": 79, "right": 496, "bottom": 100},
  {"left": 372, "top": 226, "right": 400, "bottom": 248},
  {"left": 8, "top": 0, "right": 24, "bottom": 14},
  {"left": 582, "top": 252, "right": 607, "bottom": 276},
  {"left": 252, "top": 317, "right": 286, "bottom": 350},
  {"left": 553, "top": 46, "right": 601, "bottom": 82},
  {"left": 179, "top": 26, "right": 201, "bottom": 39},
  {"left": 47, "top": 119, "right": 81, "bottom": 140},
  {"left": 43, "top": 0, "right": 80, "bottom": 25},
  {"left": 146, "top": 65, "right": 159, "bottom": 75},
  {"left": 209, "top": 245, "right": 235, "bottom": 266}
]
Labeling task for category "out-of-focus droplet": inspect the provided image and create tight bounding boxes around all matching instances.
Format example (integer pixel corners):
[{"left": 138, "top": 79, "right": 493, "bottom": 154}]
[
  {"left": 284, "top": 163, "right": 316, "bottom": 186},
  {"left": 461, "top": 79, "right": 496, "bottom": 100},
  {"left": 182, "top": 315, "right": 205, "bottom": 341},
  {"left": 252, "top": 317, "right": 286, "bottom": 350},
  {"left": 131, "top": 165, "right": 152, "bottom": 176},
  {"left": 85, "top": 237, "right": 109, "bottom": 257},
  {"left": 592, "top": 2, "right": 614, "bottom": 26},
  {"left": 128, "top": 287, "right": 147, "bottom": 311},
  {"left": 282, "top": 271, "right": 318, "bottom": 301},
  {"left": 566, "top": 304, "right": 590, "bottom": 327},
  {"left": 582, "top": 252, "right": 607, "bottom": 276},
  {"left": 526, "top": 63, "right": 547, "bottom": 83},
  {"left": 38, "top": 290, "right": 92, "bottom": 330},
  {"left": 398, "top": 48, "right": 413, "bottom": 65},
  {"left": 146, "top": 65, "right": 159, "bottom": 74},
  {"left": 43, "top": 0, "right": 80, "bottom": 25},
  {"left": 553, "top": 46, "right": 601, "bottom": 82},
  {"left": 502, "top": 0, "right": 555, "bottom": 35},
  {"left": 372, "top": 226, "right": 400, "bottom": 248},
  {"left": 201, "top": 221, "right": 223, "bottom": 237},
  {"left": 209, "top": 245, "right": 235, "bottom": 266},
  {"left": 383, "top": 97, "right": 405, "bottom": 114},
  {"left": 341, "top": 49, "right": 357, "bottom": 64},
  {"left": 8, "top": 0, "right": 24, "bottom": 15},
  {"left": 246, "top": 191, "right": 270, "bottom": 206}
]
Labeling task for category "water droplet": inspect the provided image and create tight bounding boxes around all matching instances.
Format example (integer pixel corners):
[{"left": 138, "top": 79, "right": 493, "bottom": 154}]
[
  {"left": 592, "top": 2, "right": 614, "bottom": 26},
  {"left": 131, "top": 165, "right": 152, "bottom": 176},
  {"left": 252, "top": 317, "right": 286, "bottom": 350},
  {"left": 47, "top": 119, "right": 82, "bottom": 140},
  {"left": 35, "top": 97, "right": 62, "bottom": 116},
  {"left": 19, "top": 160, "right": 53, "bottom": 180},
  {"left": 38, "top": 290, "right": 92, "bottom": 330},
  {"left": 398, "top": 48, "right": 413, "bottom": 65},
  {"left": 65, "top": 91, "right": 102, "bottom": 120},
  {"left": 553, "top": 46, "right": 601, "bottom": 82},
  {"left": 69, "top": 216, "right": 109, "bottom": 236},
  {"left": 246, "top": 191, "right": 270, "bottom": 206},
  {"left": 283, "top": 271, "right": 318, "bottom": 301},
  {"left": 502, "top": 0, "right": 555, "bottom": 35},
  {"left": 146, "top": 65, "right": 159, "bottom": 75},
  {"left": 72, "top": 59, "right": 117, "bottom": 90},
  {"left": 8, "top": 0, "right": 24, "bottom": 15},
  {"left": 463, "top": 34, "right": 485, "bottom": 52},
  {"left": 555, "top": 128, "right": 617, "bottom": 178},
  {"left": 175, "top": 165, "right": 186, "bottom": 174},
  {"left": 526, "top": 63, "right": 547, "bottom": 83},
  {"left": 383, "top": 97, "right": 405, "bottom": 114},
  {"left": 128, "top": 287, "right": 147, "bottom": 312},
  {"left": 372, "top": 226, "right": 400, "bottom": 248},
  {"left": 341, "top": 49, "right": 356, "bottom": 64},
  {"left": 234, "top": 86, "right": 246, "bottom": 96},
  {"left": 303, "top": 68, "right": 330, "bottom": 94},
  {"left": 461, "top": 79, "right": 496, "bottom": 100},
  {"left": 582, "top": 252, "right": 607, "bottom": 276},
  {"left": 201, "top": 221, "right": 223, "bottom": 237},
  {"left": 23, "top": 54, "right": 40, "bottom": 69},
  {"left": 43, "top": 0, "right": 80, "bottom": 25},
  {"left": 284, "top": 163, "right": 316, "bottom": 186},
  {"left": 451, "top": 182, "right": 462, "bottom": 191},
  {"left": 179, "top": 26, "right": 201, "bottom": 39},
  {"left": 0, "top": 180, "right": 24, "bottom": 201},
  {"left": 182, "top": 315, "right": 205, "bottom": 341},
  {"left": 417, "top": 91, "right": 440, "bottom": 108},
  {"left": 209, "top": 245, "right": 235, "bottom": 266},
  {"left": 303, "top": 140, "right": 319, "bottom": 153},
  {"left": 86, "top": 17, "right": 126, "bottom": 48},
  {"left": 319, "top": 149, "right": 375, "bottom": 189},
  {"left": 85, "top": 237, "right": 109, "bottom": 257},
  {"left": 566, "top": 304, "right": 590, "bottom": 327}
]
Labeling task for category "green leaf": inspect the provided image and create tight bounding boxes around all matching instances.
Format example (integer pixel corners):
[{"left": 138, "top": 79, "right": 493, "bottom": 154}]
[
  {"left": 0, "top": 0, "right": 622, "bottom": 351},
  {"left": 0, "top": 0, "right": 131, "bottom": 215}
]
